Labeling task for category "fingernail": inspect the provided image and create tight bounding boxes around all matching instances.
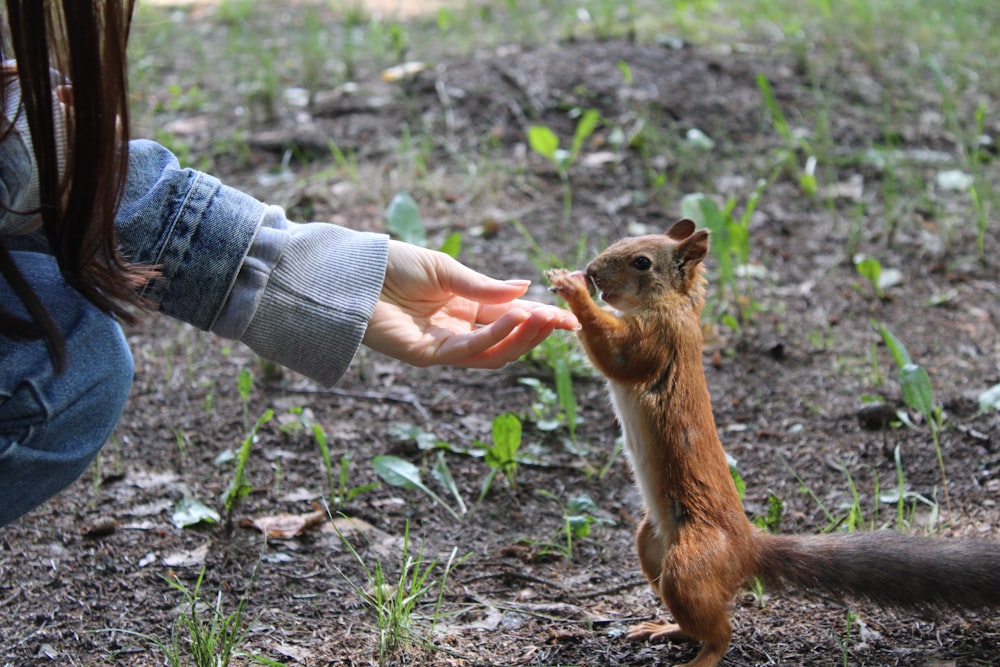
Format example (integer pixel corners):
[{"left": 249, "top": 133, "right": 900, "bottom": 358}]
[{"left": 504, "top": 279, "right": 531, "bottom": 287}]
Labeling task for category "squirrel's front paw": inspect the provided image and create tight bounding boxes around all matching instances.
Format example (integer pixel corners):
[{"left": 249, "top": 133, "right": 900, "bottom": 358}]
[{"left": 545, "top": 268, "right": 589, "bottom": 296}]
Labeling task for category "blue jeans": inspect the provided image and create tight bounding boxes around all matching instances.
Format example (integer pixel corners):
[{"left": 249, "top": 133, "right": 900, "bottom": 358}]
[{"left": 0, "top": 251, "right": 133, "bottom": 526}]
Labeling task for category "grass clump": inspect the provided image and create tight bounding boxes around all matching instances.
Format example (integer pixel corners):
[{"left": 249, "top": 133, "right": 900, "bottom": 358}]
[{"left": 336, "top": 520, "right": 463, "bottom": 666}]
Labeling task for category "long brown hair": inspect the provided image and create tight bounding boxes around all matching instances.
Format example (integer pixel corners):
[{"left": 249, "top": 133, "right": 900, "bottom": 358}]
[{"left": 0, "top": 0, "right": 152, "bottom": 371}]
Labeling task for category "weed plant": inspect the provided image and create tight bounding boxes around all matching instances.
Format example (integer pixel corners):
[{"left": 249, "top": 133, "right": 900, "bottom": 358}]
[
  {"left": 872, "top": 321, "right": 949, "bottom": 514},
  {"left": 527, "top": 108, "right": 600, "bottom": 220},
  {"left": 533, "top": 490, "right": 612, "bottom": 561},
  {"left": 477, "top": 412, "right": 523, "bottom": 500},
  {"left": 221, "top": 408, "right": 273, "bottom": 529}
]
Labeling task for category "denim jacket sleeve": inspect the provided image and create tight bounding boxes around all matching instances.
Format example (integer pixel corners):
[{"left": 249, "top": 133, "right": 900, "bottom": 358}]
[{"left": 116, "top": 139, "right": 388, "bottom": 385}]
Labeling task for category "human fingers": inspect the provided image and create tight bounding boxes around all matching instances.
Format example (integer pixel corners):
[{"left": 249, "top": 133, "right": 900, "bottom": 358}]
[
  {"left": 476, "top": 299, "right": 579, "bottom": 331},
  {"left": 440, "top": 308, "right": 566, "bottom": 369},
  {"left": 430, "top": 308, "right": 535, "bottom": 368}
]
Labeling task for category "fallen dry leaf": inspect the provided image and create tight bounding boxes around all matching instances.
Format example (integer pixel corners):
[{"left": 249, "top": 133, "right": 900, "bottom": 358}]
[{"left": 240, "top": 509, "right": 326, "bottom": 539}]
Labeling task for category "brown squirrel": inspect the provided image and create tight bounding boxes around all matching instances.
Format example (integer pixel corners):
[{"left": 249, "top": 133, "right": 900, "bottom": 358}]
[{"left": 546, "top": 219, "right": 1000, "bottom": 667}]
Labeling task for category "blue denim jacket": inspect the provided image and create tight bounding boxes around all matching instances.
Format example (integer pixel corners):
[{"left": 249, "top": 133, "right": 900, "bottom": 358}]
[{"left": 2, "top": 130, "right": 388, "bottom": 385}]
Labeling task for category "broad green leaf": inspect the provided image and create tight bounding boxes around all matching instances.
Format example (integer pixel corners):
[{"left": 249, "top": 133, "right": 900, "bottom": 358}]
[
  {"left": 172, "top": 497, "right": 220, "bottom": 528},
  {"left": 979, "top": 383, "right": 1000, "bottom": 412},
  {"left": 438, "top": 231, "right": 462, "bottom": 258},
  {"left": 488, "top": 413, "right": 522, "bottom": 466},
  {"left": 727, "top": 453, "right": 746, "bottom": 500},
  {"left": 527, "top": 125, "right": 559, "bottom": 162},
  {"left": 900, "top": 363, "right": 935, "bottom": 418},
  {"left": 372, "top": 454, "right": 461, "bottom": 520},
  {"left": 372, "top": 454, "right": 425, "bottom": 490},
  {"left": 854, "top": 255, "right": 883, "bottom": 291},
  {"left": 386, "top": 191, "right": 426, "bottom": 247},
  {"left": 566, "top": 514, "right": 594, "bottom": 538},
  {"left": 730, "top": 466, "right": 747, "bottom": 500},
  {"left": 567, "top": 493, "right": 599, "bottom": 515},
  {"left": 388, "top": 422, "right": 442, "bottom": 450}
]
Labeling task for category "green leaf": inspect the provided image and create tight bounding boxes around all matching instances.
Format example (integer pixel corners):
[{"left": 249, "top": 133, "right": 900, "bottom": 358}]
[
  {"left": 432, "top": 451, "right": 467, "bottom": 515},
  {"left": 567, "top": 493, "right": 599, "bottom": 515},
  {"left": 388, "top": 422, "right": 442, "bottom": 450},
  {"left": 871, "top": 320, "right": 913, "bottom": 368},
  {"left": 372, "top": 454, "right": 461, "bottom": 520},
  {"left": 237, "top": 367, "right": 253, "bottom": 402},
  {"left": 979, "top": 383, "right": 1000, "bottom": 412},
  {"left": 763, "top": 493, "right": 784, "bottom": 534},
  {"left": 900, "top": 363, "right": 935, "bottom": 418},
  {"left": 487, "top": 413, "right": 522, "bottom": 467},
  {"left": 172, "top": 497, "right": 220, "bottom": 528},
  {"left": 727, "top": 453, "right": 746, "bottom": 500},
  {"left": 555, "top": 358, "right": 577, "bottom": 441},
  {"left": 386, "top": 191, "right": 426, "bottom": 247},
  {"left": 569, "top": 109, "right": 600, "bottom": 161},
  {"left": 854, "top": 255, "right": 884, "bottom": 296},
  {"left": 438, "top": 231, "right": 462, "bottom": 258},
  {"left": 617, "top": 59, "right": 632, "bottom": 85},
  {"left": 730, "top": 466, "right": 747, "bottom": 500},
  {"left": 372, "top": 454, "right": 426, "bottom": 490},
  {"left": 566, "top": 514, "right": 594, "bottom": 538},
  {"left": 527, "top": 125, "right": 560, "bottom": 163}
]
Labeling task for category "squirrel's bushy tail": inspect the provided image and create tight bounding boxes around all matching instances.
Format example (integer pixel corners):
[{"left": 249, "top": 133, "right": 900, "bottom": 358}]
[{"left": 754, "top": 531, "right": 1000, "bottom": 609}]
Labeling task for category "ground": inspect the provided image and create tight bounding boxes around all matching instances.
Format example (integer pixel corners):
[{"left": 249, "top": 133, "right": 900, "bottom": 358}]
[{"left": 2, "top": 3, "right": 1000, "bottom": 667}]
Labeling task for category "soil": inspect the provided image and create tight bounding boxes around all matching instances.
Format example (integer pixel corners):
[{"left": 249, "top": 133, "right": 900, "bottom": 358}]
[{"left": 2, "top": 8, "right": 1000, "bottom": 667}]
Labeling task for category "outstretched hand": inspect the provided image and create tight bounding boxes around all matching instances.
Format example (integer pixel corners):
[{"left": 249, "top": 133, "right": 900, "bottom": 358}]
[{"left": 362, "top": 241, "right": 579, "bottom": 369}]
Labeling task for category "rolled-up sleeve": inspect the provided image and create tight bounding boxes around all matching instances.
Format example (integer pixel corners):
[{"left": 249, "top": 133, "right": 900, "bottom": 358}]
[
  {"left": 116, "top": 139, "right": 265, "bottom": 329},
  {"left": 237, "top": 215, "right": 388, "bottom": 386},
  {"left": 115, "top": 139, "right": 388, "bottom": 386}
]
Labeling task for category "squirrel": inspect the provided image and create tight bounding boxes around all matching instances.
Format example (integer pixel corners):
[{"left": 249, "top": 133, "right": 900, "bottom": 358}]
[{"left": 545, "top": 218, "right": 1000, "bottom": 667}]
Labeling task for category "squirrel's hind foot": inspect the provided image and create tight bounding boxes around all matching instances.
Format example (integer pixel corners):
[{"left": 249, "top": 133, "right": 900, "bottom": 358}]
[{"left": 626, "top": 620, "right": 690, "bottom": 643}]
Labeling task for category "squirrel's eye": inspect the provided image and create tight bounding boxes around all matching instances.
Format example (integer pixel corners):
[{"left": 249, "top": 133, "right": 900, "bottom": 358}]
[{"left": 631, "top": 256, "right": 652, "bottom": 271}]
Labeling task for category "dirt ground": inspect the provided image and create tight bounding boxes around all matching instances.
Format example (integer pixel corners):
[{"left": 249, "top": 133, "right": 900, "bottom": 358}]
[{"left": 2, "top": 7, "right": 1000, "bottom": 667}]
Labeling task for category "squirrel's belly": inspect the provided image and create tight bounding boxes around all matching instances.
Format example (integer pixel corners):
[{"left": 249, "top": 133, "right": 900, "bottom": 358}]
[{"left": 608, "top": 382, "right": 668, "bottom": 528}]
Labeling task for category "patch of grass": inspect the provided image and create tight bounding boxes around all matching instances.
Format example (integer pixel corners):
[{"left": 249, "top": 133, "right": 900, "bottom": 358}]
[
  {"left": 681, "top": 178, "right": 769, "bottom": 329},
  {"left": 119, "top": 563, "right": 285, "bottom": 667},
  {"left": 335, "top": 520, "right": 463, "bottom": 666}
]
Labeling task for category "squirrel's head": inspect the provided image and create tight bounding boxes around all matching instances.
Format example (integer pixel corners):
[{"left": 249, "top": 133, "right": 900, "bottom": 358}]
[{"left": 585, "top": 218, "right": 709, "bottom": 314}]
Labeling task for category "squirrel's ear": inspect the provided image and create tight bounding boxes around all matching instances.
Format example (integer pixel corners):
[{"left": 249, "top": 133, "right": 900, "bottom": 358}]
[
  {"left": 665, "top": 218, "right": 696, "bottom": 241},
  {"left": 678, "top": 229, "right": 710, "bottom": 267}
]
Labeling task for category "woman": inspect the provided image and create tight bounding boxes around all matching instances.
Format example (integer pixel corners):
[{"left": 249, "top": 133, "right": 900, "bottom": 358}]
[{"left": 0, "top": 1, "right": 577, "bottom": 526}]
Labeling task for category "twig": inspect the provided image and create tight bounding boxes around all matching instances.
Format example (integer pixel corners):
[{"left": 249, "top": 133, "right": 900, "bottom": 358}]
[
  {"left": 572, "top": 576, "right": 650, "bottom": 599},
  {"left": 268, "top": 385, "right": 431, "bottom": 423}
]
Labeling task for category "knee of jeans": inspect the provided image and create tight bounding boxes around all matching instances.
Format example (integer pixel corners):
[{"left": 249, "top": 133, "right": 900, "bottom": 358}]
[{"left": 74, "top": 310, "right": 134, "bottom": 431}]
